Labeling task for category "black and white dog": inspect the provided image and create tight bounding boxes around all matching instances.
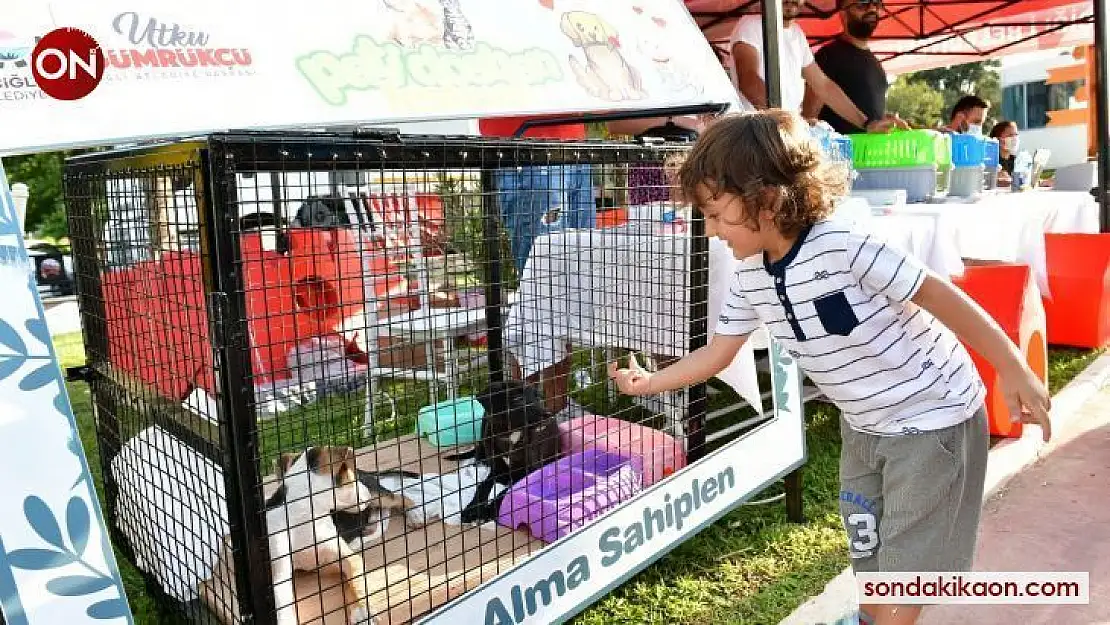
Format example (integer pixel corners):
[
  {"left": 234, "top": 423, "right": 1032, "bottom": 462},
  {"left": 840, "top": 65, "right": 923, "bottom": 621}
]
[
  {"left": 445, "top": 380, "right": 563, "bottom": 524},
  {"left": 264, "top": 446, "right": 421, "bottom": 625}
]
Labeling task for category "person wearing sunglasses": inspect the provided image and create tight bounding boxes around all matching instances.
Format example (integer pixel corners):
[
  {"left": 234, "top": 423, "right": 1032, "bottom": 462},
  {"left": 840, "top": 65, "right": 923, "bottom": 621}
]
[
  {"left": 728, "top": 0, "right": 902, "bottom": 133},
  {"left": 802, "top": 0, "right": 906, "bottom": 134}
]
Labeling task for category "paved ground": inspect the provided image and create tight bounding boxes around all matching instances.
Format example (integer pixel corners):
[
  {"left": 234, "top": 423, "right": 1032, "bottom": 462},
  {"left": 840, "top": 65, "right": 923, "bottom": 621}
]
[
  {"left": 919, "top": 385, "right": 1110, "bottom": 625},
  {"left": 781, "top": 355, "right": 1110, "bottom": 625}
]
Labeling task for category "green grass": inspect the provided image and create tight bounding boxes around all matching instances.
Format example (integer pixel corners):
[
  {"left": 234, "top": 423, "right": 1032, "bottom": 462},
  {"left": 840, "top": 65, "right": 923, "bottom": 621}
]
[
  {"left": 53, "top": 332, "right": 1104, "bottom": 625},
  {"left": 1047, "top": 347, "right": 1106, "bottom": 394},
  {"left": 52, "top": 333, "right": 167, "bottom": 624}
]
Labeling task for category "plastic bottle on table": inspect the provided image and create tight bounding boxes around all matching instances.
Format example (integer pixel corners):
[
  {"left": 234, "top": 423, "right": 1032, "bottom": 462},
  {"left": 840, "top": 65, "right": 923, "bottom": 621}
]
[
  {"left": 1011, "top": 151, "right": 1033, "bottom": 191},
  {"left": 657, "top": 209, "right": 687, "bottom": 234}
]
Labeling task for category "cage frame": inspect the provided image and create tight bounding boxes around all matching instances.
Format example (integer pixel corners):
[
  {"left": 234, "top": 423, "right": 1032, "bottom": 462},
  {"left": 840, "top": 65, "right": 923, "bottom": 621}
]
[{"left": 63, "top": 127, "right": 725, "bottom": 623}]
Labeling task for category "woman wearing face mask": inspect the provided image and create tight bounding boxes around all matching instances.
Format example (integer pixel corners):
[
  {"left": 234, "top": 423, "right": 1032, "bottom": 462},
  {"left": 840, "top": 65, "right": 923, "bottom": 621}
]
[{"left": 989, "top": 120, "right": 1019, "bottom": 187}]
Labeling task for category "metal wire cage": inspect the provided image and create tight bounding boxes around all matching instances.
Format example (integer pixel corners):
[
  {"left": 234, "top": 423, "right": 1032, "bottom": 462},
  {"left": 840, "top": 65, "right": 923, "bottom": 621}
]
[{"left": 60, "top": 129, "right": 770, "bottom": 624}]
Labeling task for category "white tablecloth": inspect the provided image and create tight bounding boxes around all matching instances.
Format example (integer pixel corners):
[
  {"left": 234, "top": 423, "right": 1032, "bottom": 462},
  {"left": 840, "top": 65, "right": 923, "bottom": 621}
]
[
  {"left": 503, "top": 224, "right": 765, "bottom": 412},
  {"left": 889, "top": 189, "right": 1100, "bottom": 296},
  {"left": 503, "top": 210, "right": 963, "bottom": 413},
  {"left": 830, "top": 197, "right": 966, "bottom": 279},
  {"left": 859, "top": 213, "right": 966, "bottom": 279}
]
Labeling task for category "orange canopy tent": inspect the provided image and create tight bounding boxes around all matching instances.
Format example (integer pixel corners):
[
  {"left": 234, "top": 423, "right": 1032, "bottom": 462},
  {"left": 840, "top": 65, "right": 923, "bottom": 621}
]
[
  {"left": 682, "top": 0, "right": 1108, "bottom": 232},
  {"left": 687, "top": 0, "right": 1093, "bottom": 74}
]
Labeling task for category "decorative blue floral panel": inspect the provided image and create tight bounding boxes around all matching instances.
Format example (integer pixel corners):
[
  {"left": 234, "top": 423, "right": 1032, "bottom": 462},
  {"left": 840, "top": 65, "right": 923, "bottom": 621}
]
[{"left": 0, "top": 163, "right": 133, "bottom": 624}]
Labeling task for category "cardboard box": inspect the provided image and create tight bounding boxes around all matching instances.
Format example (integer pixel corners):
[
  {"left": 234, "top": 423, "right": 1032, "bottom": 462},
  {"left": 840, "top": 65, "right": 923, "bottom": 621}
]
[{"left": 375, "top": 336, "right": 446, "bottom": 371}]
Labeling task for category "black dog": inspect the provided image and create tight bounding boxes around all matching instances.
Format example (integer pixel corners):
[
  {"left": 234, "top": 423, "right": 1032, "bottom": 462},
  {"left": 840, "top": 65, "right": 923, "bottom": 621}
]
[{"left": 445, "top": 380, "right": 563, "bottom": 524}]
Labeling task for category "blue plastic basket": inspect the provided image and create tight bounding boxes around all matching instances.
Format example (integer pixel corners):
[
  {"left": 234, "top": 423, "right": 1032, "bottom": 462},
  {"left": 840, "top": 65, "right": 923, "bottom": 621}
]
[
  {"left": 951, "top": 134, "right": 987, "bottom": 168},
  {"left": 982, "top": 138, "right": 1000, "bottom": 168}
]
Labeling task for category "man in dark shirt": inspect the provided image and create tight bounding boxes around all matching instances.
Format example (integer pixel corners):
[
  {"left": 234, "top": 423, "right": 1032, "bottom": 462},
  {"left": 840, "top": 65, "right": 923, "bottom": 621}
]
[{"left": 802, "top": 0, "right": 900, "bottom": 134}]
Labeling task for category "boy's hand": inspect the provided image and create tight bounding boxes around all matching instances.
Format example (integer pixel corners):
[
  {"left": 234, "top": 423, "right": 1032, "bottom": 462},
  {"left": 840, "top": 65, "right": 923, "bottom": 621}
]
[
  {"left": 608, "top": 353, "right": 655, "bottom": 396},
  {"left": 1001, "top": 366, "right": 1052, "bottom": 442}
]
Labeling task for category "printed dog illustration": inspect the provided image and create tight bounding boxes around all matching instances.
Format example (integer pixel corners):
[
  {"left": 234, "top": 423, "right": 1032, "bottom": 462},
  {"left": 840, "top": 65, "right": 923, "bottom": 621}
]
[
  {"left": 631, "top": 3, "right": 703, "bottom": 99},
  {"left": 560, "top": 11, "right": 646, "bottom": 102},
  {"left": 381, "top": 0, "right": 474, "bottom": 50}
]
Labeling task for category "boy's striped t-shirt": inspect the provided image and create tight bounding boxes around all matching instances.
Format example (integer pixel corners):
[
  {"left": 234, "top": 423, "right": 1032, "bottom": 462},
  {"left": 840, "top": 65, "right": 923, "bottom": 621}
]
[{"left": 717, "top": 219, "right": 986, "bottom": 435}]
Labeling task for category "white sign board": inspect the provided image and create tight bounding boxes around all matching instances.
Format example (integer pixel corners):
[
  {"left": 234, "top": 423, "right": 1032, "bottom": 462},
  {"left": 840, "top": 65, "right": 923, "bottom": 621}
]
[
  {"left": 0, "top": 164, "right": 133, "bottom": 624},
  {"left": 0, "top": 3, "right": 769, "bottom": 623},
  {"left": 0, "top": 0, "right": 740, "bottom": 156},
  {"left": 420, "top": 340, "right": 805, "bottom": 625}
]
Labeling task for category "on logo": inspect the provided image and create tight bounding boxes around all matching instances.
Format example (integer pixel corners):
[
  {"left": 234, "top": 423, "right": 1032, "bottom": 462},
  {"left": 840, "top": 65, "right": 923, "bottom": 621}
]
[{"left": 30, "top": 27, "right": 105, "bottom": 101}]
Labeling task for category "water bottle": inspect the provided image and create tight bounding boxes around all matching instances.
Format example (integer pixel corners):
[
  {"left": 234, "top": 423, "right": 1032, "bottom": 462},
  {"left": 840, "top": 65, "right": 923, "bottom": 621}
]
[
  {"left": 1011, "top": 151, "right": 1032, "bottom": 191},
  {"left": 573, "top": 369, "right": 592, "bottom": 391}
]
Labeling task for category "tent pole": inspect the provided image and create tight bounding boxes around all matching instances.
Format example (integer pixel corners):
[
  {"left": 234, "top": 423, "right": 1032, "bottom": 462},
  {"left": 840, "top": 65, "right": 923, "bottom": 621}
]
[
  {"left": 1095, "top": 0, "right": 1110, "bottom": 233},
  {"left": 761, "top": 0, "right": 785, "bottom": 108},
  {"left": 760, "top": 0, "right": 805, "bottom": 524}
]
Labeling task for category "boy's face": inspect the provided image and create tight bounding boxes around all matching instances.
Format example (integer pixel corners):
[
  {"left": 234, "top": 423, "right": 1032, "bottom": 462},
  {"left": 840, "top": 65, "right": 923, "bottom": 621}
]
[{"left": 696, "top": 187, "right": 766, "bottom": 260}]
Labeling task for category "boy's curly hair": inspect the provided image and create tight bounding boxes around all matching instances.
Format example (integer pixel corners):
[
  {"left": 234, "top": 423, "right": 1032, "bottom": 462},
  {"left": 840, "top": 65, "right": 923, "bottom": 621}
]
[{"left": 678, "top": 110, "right": 849, "bottom": 238}]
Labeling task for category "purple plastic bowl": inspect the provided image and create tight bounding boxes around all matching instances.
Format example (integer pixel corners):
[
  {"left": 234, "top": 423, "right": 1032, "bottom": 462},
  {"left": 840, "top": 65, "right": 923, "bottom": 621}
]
[{"left": 498, "top": 448, "right": 644, "bottom": 543}]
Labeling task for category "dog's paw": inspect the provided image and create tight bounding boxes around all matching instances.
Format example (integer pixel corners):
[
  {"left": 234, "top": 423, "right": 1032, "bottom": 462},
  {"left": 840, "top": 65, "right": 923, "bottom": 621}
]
[
  {"left": 405, "top": 509, "right": 429, "bottom": 528},
  {"left": 349, "top": 605, "right": 375, "bottom": 625}
]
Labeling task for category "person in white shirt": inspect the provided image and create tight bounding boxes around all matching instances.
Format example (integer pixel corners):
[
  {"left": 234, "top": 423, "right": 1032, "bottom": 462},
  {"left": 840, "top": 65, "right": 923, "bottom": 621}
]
[
  {"left": 610, "top": 110, "right": 1052, "bottom": 625},
  {"left": 728, "top": 0, "right": 904, "bottom": 133}
]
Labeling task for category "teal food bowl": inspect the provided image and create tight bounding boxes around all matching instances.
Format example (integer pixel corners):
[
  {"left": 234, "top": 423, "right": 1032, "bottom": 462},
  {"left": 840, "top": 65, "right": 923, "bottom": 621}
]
[{"left": 417, "top": 397, "right": 484, "bottom": 447}]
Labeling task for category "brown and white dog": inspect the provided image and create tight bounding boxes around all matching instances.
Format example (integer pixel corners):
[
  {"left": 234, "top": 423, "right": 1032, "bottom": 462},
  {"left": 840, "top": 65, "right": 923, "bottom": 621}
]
[
  {"left": 561, "top": 11, "right": 646, "bottom": 102},
  {"left": 265, "top": 446, "right": 415, "bottom": 625}
]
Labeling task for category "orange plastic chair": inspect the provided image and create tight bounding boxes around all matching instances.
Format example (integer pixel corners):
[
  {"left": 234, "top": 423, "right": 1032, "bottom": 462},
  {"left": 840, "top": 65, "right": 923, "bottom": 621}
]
[
  {"left": 950, "top": 264, "right": 1048, "bottom": 438},
  {"left": 1042, "top": 233, "right": 1110, "bottom": 349}
]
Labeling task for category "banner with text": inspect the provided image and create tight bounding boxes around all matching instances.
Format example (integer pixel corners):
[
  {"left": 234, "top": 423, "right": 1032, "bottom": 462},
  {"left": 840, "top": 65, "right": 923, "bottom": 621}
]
[
  {"left": 420, "top": 340, "right": 805, "bottom": 625},
  {"left": 0, "top": 0, "right": 739, "bottom": 156}
]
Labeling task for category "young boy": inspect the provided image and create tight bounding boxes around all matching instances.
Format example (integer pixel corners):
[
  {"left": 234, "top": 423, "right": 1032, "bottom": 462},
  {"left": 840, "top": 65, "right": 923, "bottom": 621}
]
[{"left": 608, "top": 110, "right": 1052, "bottom": 625}]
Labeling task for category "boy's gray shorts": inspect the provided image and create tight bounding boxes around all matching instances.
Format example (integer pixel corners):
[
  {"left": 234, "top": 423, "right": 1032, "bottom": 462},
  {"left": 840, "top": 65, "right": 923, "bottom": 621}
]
[{"left": 838, "top": 407, "right": 989, "bottom": 574}]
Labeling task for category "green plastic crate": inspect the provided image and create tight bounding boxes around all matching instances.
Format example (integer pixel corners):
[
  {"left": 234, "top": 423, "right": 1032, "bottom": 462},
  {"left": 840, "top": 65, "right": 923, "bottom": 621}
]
[{"left": 848, "top": 130, "right": 952, "bottom": 170}]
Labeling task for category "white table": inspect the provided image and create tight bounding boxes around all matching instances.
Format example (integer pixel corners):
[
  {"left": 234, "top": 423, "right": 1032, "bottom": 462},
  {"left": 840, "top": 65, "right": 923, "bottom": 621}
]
[
  {"left": 868, "top": 212, "right": 966, "bottom": 279},
  {"left": 503, "top": 216, "right": 960, "bottom": 419},
  {"left": 832, "top": 196, "right": 966, "bottom": 279},
  {"left": 354, "top": 307, "right": 489, "bottom": 414},
  {"left": 503, "top": 224, "right": 766, "bottom": 418},
  {"left": 888, "top": 189, "right": 1100, "bottom": 296}
]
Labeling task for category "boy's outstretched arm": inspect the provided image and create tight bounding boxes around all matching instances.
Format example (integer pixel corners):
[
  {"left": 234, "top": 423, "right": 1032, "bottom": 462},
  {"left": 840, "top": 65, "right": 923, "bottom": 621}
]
[
  {"left": 609, "top": 333, "right": 748, "bottom": 396},
  {"left": 911, "top": 273, "right": 1053, "bottom": 441}
]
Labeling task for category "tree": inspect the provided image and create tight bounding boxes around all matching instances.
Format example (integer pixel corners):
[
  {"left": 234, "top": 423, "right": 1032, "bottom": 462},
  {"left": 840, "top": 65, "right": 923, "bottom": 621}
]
[
  {"left": 3, "top": 151, "right": 68, "bottom": 240},
  {"left": 886, "top": 75, "right": 945, "bottom": 129},
  {"left": 905, "top": 60, "right": 1003, "bottom": 128}
]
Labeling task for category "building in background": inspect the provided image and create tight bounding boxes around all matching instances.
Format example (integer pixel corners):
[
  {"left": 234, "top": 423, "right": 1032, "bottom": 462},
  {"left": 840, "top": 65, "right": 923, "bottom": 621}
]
[{"left": 1000, "top": 48, "right": 1090, "bottom": 168}]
